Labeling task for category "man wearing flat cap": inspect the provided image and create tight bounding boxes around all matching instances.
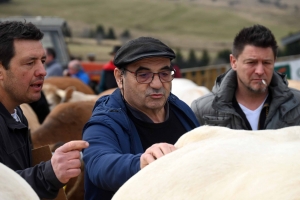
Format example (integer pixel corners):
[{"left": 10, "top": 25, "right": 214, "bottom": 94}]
[{"left": 82, "top": 37, "right": 200, "bottom": 200}]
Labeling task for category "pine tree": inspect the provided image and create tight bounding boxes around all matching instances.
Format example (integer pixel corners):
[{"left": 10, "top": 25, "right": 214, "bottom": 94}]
[
  {"left": 106, "top": 27, "right": 116, "bottom": 39},
  {"left": 199, "top": 49, "right": 210, "bottom": 66},
  {"left": 96, "top": 25, "right": 105, "bottom": 36},
  {"left": 187, "top": 49, "right": 198, "bottom": 68},
  {"left": 175, "top": 48, "right": 186, "bottom": 68},
  {"left": 216, "top": 49, "right": 231, "bottom": 64}
]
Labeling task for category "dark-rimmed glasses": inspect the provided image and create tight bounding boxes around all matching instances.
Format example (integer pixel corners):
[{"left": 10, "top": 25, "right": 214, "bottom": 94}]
[{"left": 123, "top": 68, "right": 175, "bottom": 84}]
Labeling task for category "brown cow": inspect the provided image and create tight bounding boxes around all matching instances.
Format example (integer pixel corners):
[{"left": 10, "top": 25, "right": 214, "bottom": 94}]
[
  {"left": 30, "top": 101, "right": 94, "bottom": 149},
  {"left": 28, "top": 101, "right": 94, "bottom": 200},
  {"left": 44, "top": 77, "right": 95, "bottom": 94},
  {"left": 43, "top": 83, "right": 97, "bottom": 110},
  {"left": 20, "top": 103, "right": 40, "bottom": 133}
]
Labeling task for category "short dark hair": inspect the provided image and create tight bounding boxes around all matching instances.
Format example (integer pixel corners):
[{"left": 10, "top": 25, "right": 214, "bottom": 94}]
[
  {"left": 46, "top": 47, "right": 56, "bottom": 59},
  {"left": 232, "top": 24, "right": 278, "bottom": 59},
  {"left": 0, "top": 21, "right": 44, "bottom": 70}
]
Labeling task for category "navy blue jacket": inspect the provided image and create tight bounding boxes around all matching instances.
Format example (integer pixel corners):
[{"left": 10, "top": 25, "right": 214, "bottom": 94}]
[{"left": 82, "top": 89, "right": 200, "bottom": 200}]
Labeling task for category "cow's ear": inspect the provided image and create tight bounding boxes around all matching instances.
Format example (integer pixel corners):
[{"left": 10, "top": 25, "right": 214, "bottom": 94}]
[
  {"left": 63, "top": 86, "right": 76, "bottom": 102},
  {"left": 56, "top": 89, "right": 67, "bottom": 103}
]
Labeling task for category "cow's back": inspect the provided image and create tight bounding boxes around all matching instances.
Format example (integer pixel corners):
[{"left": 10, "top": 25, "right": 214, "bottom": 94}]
[
  {"left": 0, "top": 163, "right": 39, "bottom": 200},
  {"left": 113, "top": 125, "right": 300, "bottom": 200},
  {"left": 45, "top": 77, "right": 95, "bottom": 94}
]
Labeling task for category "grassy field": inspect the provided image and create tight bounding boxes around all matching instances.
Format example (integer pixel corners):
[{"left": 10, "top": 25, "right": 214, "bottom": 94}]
[{"left": 0, "top": 0, "right": 299, "bottom": 61}]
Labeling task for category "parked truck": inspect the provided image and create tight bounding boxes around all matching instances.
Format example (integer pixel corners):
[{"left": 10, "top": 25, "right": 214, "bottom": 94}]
[{"left": 0, "top": 16, "right": 71, "bottom": 68}]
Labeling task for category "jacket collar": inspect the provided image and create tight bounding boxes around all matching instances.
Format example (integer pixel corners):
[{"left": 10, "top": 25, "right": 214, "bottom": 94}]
[
  {"left": 211, "top": 68, "right": 294, "bottom": 115},
  {"left": 0, "top": 102, "right": 27, "bottom": 130}
]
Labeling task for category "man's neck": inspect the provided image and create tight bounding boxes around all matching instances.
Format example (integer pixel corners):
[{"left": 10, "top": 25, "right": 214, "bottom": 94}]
[
  {"left": 235, "top": 89, "right": 268, "bottom": 111},
  {"left": 0, "top": 91, "right": 17, "bottom": 114},
  {"left": 125, "top": 101, "right": 168, "bottom": 123}
]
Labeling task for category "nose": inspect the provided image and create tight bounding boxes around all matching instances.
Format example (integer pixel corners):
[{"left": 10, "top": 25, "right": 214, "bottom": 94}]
[
  {"left": 255, "top": 62, "right": 264, "bottom": 75},
  {"left": 35, "top": 61, "right": 47, "bottom": 77},
  {"left": 150, "top": 73, "right": 163, "bottom": 88}
]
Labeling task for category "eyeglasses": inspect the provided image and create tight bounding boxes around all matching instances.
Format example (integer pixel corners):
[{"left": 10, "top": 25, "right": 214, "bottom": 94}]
[{"left": 123, "top": 68, "right": 175, "bottom": 84}]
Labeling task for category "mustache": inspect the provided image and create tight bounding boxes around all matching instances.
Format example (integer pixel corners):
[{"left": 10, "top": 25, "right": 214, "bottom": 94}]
[{"left": 145, "top": 88, "right": 166, "bottom": 96}]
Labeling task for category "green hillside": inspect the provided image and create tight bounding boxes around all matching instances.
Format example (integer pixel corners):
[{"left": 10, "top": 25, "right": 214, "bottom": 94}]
[{"left": 0, "top": 0, "right": 299, "bottom": 61}]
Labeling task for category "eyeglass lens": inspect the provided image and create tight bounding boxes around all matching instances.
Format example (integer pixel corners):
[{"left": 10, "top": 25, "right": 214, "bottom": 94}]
[{"left": 136, "top": 70, "right": 174, "bottom": 83}]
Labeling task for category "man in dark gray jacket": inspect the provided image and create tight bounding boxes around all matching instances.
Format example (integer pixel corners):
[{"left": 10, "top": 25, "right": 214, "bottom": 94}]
[{"left": 192, "top": 24, "right": 300, "bottom": 130}]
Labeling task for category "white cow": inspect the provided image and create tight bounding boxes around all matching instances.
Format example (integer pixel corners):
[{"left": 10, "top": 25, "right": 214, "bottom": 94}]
[
  {"left": 0, "top": 163, "right": 39, "bottom": 200},
  {"left": 43, "top": 83, "right": 98, "bottom": 110},
  {"left": 43, "top": 83, "right": 117, "bottom": 110},
  {"left": 288, "top": 79, "right": 300, "bottom": 91},
  {"left": 171, "top": 78, "right": 210, "bottom": 107},
  {"left": 113, "top": 125, "right": 300, "bottom": 200}
]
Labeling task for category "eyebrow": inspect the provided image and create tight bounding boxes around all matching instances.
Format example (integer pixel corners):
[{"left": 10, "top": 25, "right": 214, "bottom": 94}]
[
  {"left": 244, "top": 58, "right": 273, "bottom": 62},
  {"left": 23, "top": 55, "right": 47, "bottom": 62},
  {"left": 136, "top": 65, "right": 171, "bottom": 71}
]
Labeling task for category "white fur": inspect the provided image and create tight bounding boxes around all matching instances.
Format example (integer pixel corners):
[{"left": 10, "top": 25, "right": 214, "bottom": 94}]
[
  {"left": 113, "top": 125, "right": 300, "bottom": 200},
  {"left": 0, "top": 163, "right": 39, "bottom": 200},
  {"left": 171, "top": 78, "right": 210, "bottom": 107},
  {"left": 43, "top": 83, "right": 97, "bottom": 110},
  {"left": 288, "top": 79, "right": 300, "bottom": 91}
]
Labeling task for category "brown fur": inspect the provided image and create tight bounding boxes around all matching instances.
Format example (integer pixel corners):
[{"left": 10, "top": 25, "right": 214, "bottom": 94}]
[
  {"left": 30, "top": 101, "right": 94, "bottom": 149},
  {"left": 44, "top": 77, "right": 95, "bottom": 94}
]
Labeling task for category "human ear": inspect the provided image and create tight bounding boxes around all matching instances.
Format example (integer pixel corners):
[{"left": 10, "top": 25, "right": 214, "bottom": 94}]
[
  {"left": 0, "top": 63, "right": 4, "bottom": 80},
  {"left": 230, "top": 54, "right": 238, "bottom": 71},
  {"left": 114, "top": 68, "right": 123, "bottom": 89}
]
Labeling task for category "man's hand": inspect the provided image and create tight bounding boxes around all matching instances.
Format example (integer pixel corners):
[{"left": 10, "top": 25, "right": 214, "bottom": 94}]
[
  {"left": 140, "top": 143, "right": 176, "bottom": 169},
  {"left": 51, "top": 140, "right": 89, "bottom": 183}
]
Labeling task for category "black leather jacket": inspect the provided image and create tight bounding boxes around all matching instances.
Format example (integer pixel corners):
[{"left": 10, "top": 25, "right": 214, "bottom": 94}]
[{"left": 0, "top": 102, "right": 63, "bottom": 199}]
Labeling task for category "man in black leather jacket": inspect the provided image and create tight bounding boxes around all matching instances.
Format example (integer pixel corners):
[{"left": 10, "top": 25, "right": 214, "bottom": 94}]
[{"left": 0, "top": 20, "right": 89, "bottom": 199}]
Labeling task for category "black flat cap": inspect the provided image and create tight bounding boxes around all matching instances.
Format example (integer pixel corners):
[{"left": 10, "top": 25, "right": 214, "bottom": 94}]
[{"left": 114, "top": 37, "right": 175, "bottom": 69}]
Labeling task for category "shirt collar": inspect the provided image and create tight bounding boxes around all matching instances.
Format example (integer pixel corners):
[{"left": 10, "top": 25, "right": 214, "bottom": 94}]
[{"left": 125, "top": 101, "right": 169, "bottom": 123}]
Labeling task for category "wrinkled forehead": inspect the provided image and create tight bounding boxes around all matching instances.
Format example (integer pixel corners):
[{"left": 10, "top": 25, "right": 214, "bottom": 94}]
[
  {"left": 13, "top": 39, "right": 45, "bottom": 60},
  {"left": 127, "top": 57, "right": 171, "bottom": 70}
]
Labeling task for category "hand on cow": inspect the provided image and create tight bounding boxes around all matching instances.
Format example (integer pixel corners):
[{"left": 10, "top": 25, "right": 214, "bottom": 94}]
[
  {"left": 140, "top": 143, "right": 176, "bottom": 169},
  {"left": 51, "top": 140, "right": 89, "bottom": 184}
]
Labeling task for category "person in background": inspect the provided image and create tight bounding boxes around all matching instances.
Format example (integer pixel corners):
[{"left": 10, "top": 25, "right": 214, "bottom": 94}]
[
  {"left": 172, "top": 62, "right": 182, "bottom": 78},
  {"left": 45, "top": 47, "right": 63, "bottom": 78},
  {"left": 191, "top": 24, "right": 300, "bottom": 130},
  {"left": 82, "top": 37, "right": 200, "bottom": 200},
  {"left": 97, "top": 45, "right": 121, "bottom": 93},
  {"left": 0, "top": 21, "right": 89, "bottom": 199},
  {"left": 65, "top": 59, "right": 90, "bottom": 85}
]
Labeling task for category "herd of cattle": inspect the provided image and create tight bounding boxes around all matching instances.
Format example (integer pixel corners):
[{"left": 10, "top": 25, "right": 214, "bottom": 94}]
[{"left": 2, "top": 77, "right": 300, "bottom": 199}]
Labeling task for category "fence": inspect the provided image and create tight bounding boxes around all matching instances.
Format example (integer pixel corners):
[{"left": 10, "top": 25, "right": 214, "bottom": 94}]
[{"left": 181, "top": 64, "right": 230, "bottom": 90}]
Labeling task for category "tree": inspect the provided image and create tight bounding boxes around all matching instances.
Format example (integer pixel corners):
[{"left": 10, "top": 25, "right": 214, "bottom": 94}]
[
  {"left": 174, "top": 48, "right": 186, "bottom": 68},
  {"left": 106, "top": 27, "right": 116, "bottom": 39},
  {"left": 95, "top": 24, "right": 105, "bottom": 44},
  {"left": 96, "top": 24, "right": 105, "bottom": 37},
  {"left": 187, "top": 49, "right": 198, "bottom": 68},
  {"left": 120, "top": 29, "right": 131, "bottom": 39},
  {"left": 216, "top": 49, "right": 231, "bottom": 64},
  {"left": 120, "top": 29, "right": 131, "bottom": 43},
  {"left": 198, "top": 49, "right": 210, "bottom": 66},
  {"left": 284, "top": 41, "right": 300, "bottom": 56}
]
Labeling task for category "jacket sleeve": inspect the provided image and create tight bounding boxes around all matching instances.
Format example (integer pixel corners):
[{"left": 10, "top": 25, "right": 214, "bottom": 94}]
[
  {"left": 82, "top": 117, "right": 141, "bottom": 192},
  {"left": 16, "top": 160, "right": 64, "bottom": 199}
]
